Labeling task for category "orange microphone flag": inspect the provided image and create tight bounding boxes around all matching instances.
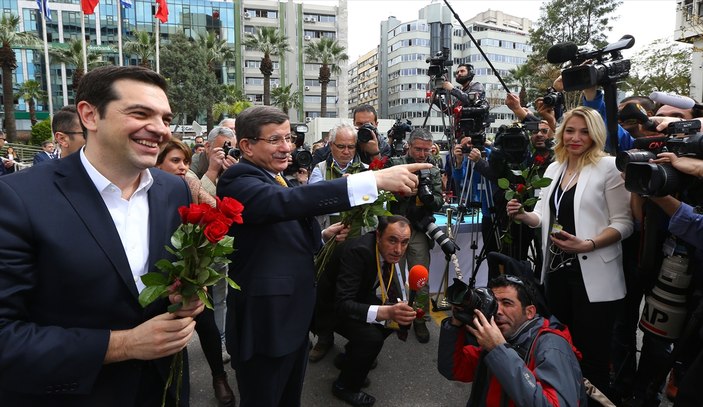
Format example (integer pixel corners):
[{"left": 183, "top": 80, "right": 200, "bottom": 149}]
[
  {"left": 155, "top": 0, "right": 168, "bottom": 23},
  {"left": 81, "top": 0, "right": 99, "bottom": 14},
  {"left": 408, "top": 265, "right": 429, "bottom": 291}
]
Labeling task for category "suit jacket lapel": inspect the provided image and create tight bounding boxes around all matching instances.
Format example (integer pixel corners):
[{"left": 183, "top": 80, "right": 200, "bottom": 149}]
[
  {"left": 54, "top": 154, "right": 139, "bottom": 301},
  {"left": 147, "top": 171, "right": 169, "bottom": 274}
]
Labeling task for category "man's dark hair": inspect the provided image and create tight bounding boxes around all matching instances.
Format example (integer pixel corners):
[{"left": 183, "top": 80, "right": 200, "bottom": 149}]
[
  {"left": 620, "top": 96, "right": 656, "bottom": 115},
  {"left": 235, "top": 106, "right": 289, "bottom": 141},
  {"left": 75, "top": 66, "right": 168, "bottom": 119},
  {"left": 41, "top": 139, "right": 54, "bottom": 148},
  {"left": 488, "top": 274, "right": 537, "bottom": 309},
  {"left": 52, "top": 106, "right": 80, "bottom": 137},
  {"left": 377, "top": 215, "right": 411, "bottom": 235},
  {"left": 352, "top": 104, "right": 378, "bottom": 123}
]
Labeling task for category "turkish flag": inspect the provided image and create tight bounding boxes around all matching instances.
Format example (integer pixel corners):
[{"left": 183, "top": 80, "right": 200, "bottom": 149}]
[
  {"left": 155, "top": 0, "right": 168, "bottom": 23},
  {"left": 81, "top": 0, "right": 99, "bottom": 15}
]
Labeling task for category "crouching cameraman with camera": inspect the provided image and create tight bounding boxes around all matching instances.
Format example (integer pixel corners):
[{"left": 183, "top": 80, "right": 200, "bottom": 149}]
[
  {"left": 387, "top": 127, "right": 445, "bottom": 343},
  {"left": 438, "top": 274, "right": 588, "bottom": 407}
]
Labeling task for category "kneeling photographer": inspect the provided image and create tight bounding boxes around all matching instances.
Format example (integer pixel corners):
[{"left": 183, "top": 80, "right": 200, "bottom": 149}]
[
  {"left": 438, "top": 274, "right": 588, "bottom": 407},
  {"left": 387, "top": 127, "right": 445, "bottom": 344}
]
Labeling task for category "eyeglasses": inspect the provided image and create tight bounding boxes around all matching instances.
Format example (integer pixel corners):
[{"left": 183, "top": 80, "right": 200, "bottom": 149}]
[
  {"left": 333, "top": 143, "right": 356, "bottom": 150},
  {"left": 253, "top": 134, "right": 296, "bottom": 145},
  {"left": 532, "top": 129, "right": 549, "bottom": 134}
]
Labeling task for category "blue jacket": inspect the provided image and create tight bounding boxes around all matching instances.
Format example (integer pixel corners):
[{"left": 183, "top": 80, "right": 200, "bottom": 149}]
[{"left": 581, "top": 90, "right": 634, "bottom": 153}]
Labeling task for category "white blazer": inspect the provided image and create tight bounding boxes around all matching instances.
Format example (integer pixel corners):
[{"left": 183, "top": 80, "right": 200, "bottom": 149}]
[{"left": 532, "top": 156, "right": 633, "bottom": 302}]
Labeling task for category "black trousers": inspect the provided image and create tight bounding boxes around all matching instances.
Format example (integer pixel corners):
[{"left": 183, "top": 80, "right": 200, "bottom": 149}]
[
  {"left": 195, "top": 307, "right": 225, "bottom": 377},
  {"left": 545, "top": 264, "right": 620, "bottom": 398},
  {"left": 235, "top": 339, "right": 309, "bottom": 407},
  {"left": 335, "top": 318, "right": 393, "bottom": 391}
]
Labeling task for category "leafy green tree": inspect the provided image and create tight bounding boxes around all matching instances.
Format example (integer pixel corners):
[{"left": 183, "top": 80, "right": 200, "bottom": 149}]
[
  {"left": 50, "top": 38, "right": 105, "bottom": 91},
  {"left": 16, "top": 79, "right": 47, "bottom": 126},
  {"left": 243, "top": 27, "right": 291, "bottom": 106},
  {"left": 195, "top": 30, "right": 236, "bottom": 130},
  {"left": 271, "top": 83, "right": 302, "bottom": 115},
  {"left": 0, "top": 14, "right": 40, "bottom": 141},
  {"left": 304, "top": 37, "right": 348, "bottom": 117},
  {"left": 212, "top": 84, "right": 251, "bottom": 120},
  {"left": 123, "top": 30, "right": 155, "bottom": 68},
  {"left": 622, "top": 39, "right": 691, "bottom": 97},
  {"left": 504, "top": 64, "right": 533, "bottom": 106},
  {"left": 161, "top": 32, "right": 219, "bottom": 127},
  {"left": 30, "top": 118, "right": 52, "bottom": 146}
]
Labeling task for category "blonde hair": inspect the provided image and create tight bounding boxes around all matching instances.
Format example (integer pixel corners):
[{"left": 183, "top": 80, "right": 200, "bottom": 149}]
[{"left": 553, "top": 106, "right": 606, "bottom": 170}]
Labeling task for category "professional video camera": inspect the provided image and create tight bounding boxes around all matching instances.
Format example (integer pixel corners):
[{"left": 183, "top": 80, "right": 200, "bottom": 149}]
[
  {"left": 492, "top": 123, "right": 531, "bottom": 165},
  {"left": 426, "top": 47, "right": 453, "bottom": 90},
  {"left": 387, "top": 119, "right": 413, "bottom": 156},
  {"left": 222, "top": 141, "right": 241, "bottom": 160},
  {"left": 547, "top": 35, "right": 634, "bottom": 92},
  {"left": 417, "top": 214, "right": 459, "bottom": 256},
  {"left": 618, "top": 120, "right": 703, "bottom": 196},
  {"left": 357, "top": 123, "right": 378, "bottom": 144},
  {"left": 456, "top": 99, "right": 492, "bottom": 147},
  {"left": 290, "top": 123, "right": 313, "bottom": 170},
  {"left": 445, "top": 278, "right": 498, "bottom": 326},
  {"left": 542, "top": 87, "right": 564, "bottom": 108}
]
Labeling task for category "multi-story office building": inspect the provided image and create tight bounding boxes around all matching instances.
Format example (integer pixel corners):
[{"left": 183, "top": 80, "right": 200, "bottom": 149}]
[
  {"left": 2, "top": 0, "right": 347, "bottom": 132},
  {"left": 346, "top": 47, "right": 379, "bottom": 112},
  {"left": 350, "top": 4, "right": 531, "bottom": 140}
]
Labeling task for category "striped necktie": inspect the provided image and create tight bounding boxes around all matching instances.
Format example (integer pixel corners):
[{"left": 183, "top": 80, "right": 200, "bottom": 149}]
[{"left": 274, "top": 174, "right": 288, "bottom": 187}]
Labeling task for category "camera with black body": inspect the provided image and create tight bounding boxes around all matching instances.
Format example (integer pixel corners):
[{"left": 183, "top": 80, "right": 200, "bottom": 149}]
[
  {"left": 416, "top": 168, "right": 433, "bottom": 202},
  {"left": 416, "top": 215, "right": 459, "bottom": 256},
  {"left": 542, "top": 87, "right": 564, "bottom": 108},
  {"left": 548, "top": 35, "right": 635, "bottom": 92},
  {"left": 289, "top": 123, "right": 313, "bottom": 171},
  {"left": 492, "top": 124, "right": 531, "bottom": 165},
  {"left": 426, "top": 47, "right": 453, "bottom": 90},
  {"left": 222, "top": 141, "right": 241, "bottom": 160},
  {"left": 357, "top": 123, "right": 378, "bottom": 144},
  {"left": 456, "top": 99, "right": 492, "bottom": 146},
  {"left": 388, "top": 119, "right": 413, "bottom": 156},
  {"left": 618, "top": 120, "right": 703, "bottom": 196},
  {"left": 446, "top": 278, "right": 498, "bottom": 326}
]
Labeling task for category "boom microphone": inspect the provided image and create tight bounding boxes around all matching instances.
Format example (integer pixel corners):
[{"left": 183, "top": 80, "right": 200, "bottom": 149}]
[
  {"left": 650, "top": 91, "right": 703, "bottom": 110},
  {"left": 408, "top": 265, "right": 429, "bottom": 291},
  {"left": 546, "top": 42, "right": 578, "bottom": 64}
]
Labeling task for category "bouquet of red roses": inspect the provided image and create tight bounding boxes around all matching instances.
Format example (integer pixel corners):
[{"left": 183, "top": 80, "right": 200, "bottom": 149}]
[{"left": 138, "top": 196, "right": 243, "bottom": 406}]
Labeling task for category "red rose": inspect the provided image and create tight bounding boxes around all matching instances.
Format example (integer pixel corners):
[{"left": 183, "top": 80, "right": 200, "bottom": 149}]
[
  {"left": 534, "top": 155, "right": 546, "bottom": 166},
  {"left": 516, "top": 184, "right": 526, "bottom": 194},
  {"left": 369, "top": 156, "right": 388, "bottom": 170},
  {"left": 219, "top": 197, "right": 244, "bottom": 224},
  {"left": 178, "top": 203, "right": 209, "bottom": 224},
  {"left": 203, "top": 219, "right": 229, "bottom": 243},
  {"left": 416, "top": 309, "right": 426, "bottom": 320}
]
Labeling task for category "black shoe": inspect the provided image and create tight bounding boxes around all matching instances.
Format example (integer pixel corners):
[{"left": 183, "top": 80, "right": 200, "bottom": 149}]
[
  {"left": 212, "top": 373, "right": 235, "bottom": 407},
  {"left": 414, "top": 320, "right": 430, "bottom": 344},
  {"left": 332, "top": 380, "right": 376, "bottom": 406},
  {"left": 335, "top": 353, "right": 377, "bottom": 370},
  {"left": 309, "top": 340, "right": 333, "bottom": 363},
  {"left": 362, "top": 376, "right": 371, "bottom": 388}
]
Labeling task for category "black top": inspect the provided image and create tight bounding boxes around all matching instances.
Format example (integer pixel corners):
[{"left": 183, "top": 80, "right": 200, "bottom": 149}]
[{"left": 549, "top": 182, "right": 577, "bottom": 235}]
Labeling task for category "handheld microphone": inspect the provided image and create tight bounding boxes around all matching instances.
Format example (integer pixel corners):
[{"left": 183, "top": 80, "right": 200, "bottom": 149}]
[
  {"left": 546, "top": 42, "right": 578, "bottom": 64},
  {"left": 650, "top": 92, "right": 703, "bottom": 110},
  {"left": 408, "top": 265, "right": 429, "bottom": 291}
]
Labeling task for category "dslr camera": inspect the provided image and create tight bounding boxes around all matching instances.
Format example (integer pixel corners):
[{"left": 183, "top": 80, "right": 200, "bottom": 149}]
[
  {"left": 416, "top": 215, "right": 459, "bottom": 256},
  {"left": 387, "top": 119, "right": 413, "bottom": 156},
  {"left": 618, "top": 120, "right": 703, "bottom": 196},
  {"left": 357, "top": 123, "right": 378, "bottom": 144},
  {"left": 446, "top": 278, "right": 498, "bottom": 326},
  {"left": 222, "top": 141, "right": 241, "bottom": 160},
  {"left": 426, "top": 47, "right": 453, "bottom": 90},
  {"left": 542, "top": 87, "right": 564, "bottom": 108},
  {"left": 290, "top": 123, "right": 313, "bottom": 170}
]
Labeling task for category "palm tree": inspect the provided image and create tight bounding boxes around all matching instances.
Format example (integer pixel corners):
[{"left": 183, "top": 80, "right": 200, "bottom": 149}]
[
  {"left": 243, "top": 27, "right": 290, "bottom": 106},
  {"left": 0, "top": 14, "right": 40, "bottom": 141},
  {"left": 50, "top": 38, "right": 105, "bottom": 91},
  {"left": 304, "top": 37, "right": 348, "bottom": 117},
  {"left": 213, "top": 84, "right": 251, "bottom": 120},
  {"left": 504, "top": 64, "right": 532, "bottom": 107},
  {"left": 195, "top": 30, "right": 236, "bottom": 129},
  {"left": 271, "top": 83, "right": 302, "bottom": 115},
  {"left": 16, "top": 80, "right": 47, "bottom": 126},
  {"left": 123, "top": 30, "right": 156, "bottom": 68}
]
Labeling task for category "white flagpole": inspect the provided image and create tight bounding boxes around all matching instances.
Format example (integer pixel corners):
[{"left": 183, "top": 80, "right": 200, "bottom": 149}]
[
  {"left": 155, "top": 21, "right": 160, "bottom": 73},
  {"left": 80, "top": 10, "right": 88, "bottom": 72},
  {"left": 117, "top": 2, "right": 123, "bottom": 66},
  {"left": 39, "top": 3, "right": 54, "bottom": 118}
]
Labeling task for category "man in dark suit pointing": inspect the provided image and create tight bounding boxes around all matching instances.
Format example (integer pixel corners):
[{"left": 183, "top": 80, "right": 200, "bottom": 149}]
[{"left": 217, "top": 106, "right": 431, "bottom": 407}]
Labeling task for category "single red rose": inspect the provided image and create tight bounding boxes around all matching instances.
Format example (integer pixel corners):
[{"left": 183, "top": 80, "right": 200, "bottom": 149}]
[
  {"left": 416, "top": 309, "right": 425, "bottom": 319},
  {"left": 369, "top": 156, "right": 388, "bottom": 170},
  {"left": 178, "top": 203, "right": 208, "bottom": 224},
  {"left": 533, "top": 155, "right": 546, "bottom": 166},
  {"left": 219, "top": 197, "right": 244, "bottom": 224},
  {"left": 203, "top": 219, "right": 229, "bottom": 243},
  {"left": 516, "top": 184, "right": 526, "bottom": 194},
  {"left": 200, "top": 205, "right": 222, "bottom": 225}
]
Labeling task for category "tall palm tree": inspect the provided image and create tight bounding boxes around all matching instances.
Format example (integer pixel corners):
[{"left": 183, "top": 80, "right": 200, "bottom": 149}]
[
  {"left": 195, "top": 30, "right": 236, "bottom": 129},
  {"left": 504, "top": 64, "right": 532, "bottom": 107},
  {"left": 0, "top": 14, "right": 40, "bottom": 141},
  {"left": 304, "top": 37, "right": 348, "bottom": 117},
  {"left": 243, "top": 27, "right": 290, "bottom": 106},
  {"left": 123, "top": 30, "right": 156, "bottom": 68},
  {"left": 50, "top": 38, "right": 105, "bottom": 91},
  {"left": 16, "top": 79, "right": 47, "bottom": 126},
  {"left": 271, "top": 83, "right": 302, "bottom": 115}
]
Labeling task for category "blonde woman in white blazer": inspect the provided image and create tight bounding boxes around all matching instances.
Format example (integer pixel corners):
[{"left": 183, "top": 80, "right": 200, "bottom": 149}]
[{"left": 507, "top": 106, "right": 633, "bottom": 396}]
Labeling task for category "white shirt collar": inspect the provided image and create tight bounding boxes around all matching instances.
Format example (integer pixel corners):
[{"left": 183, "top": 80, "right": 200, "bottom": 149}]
[{"left": 79, "top": 147, "right": 154, "bottom": 196}]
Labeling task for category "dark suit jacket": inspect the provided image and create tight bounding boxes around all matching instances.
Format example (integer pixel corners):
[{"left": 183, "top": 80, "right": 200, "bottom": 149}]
[
  {"left": 0, "top": 152, "right": 191, "bottom": 405},
  {"left": 216, "top": 159, "right": 352, "bottom": 365},
  {"left": 33, "top": 151, "right": 54, "bottom": 165}
]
